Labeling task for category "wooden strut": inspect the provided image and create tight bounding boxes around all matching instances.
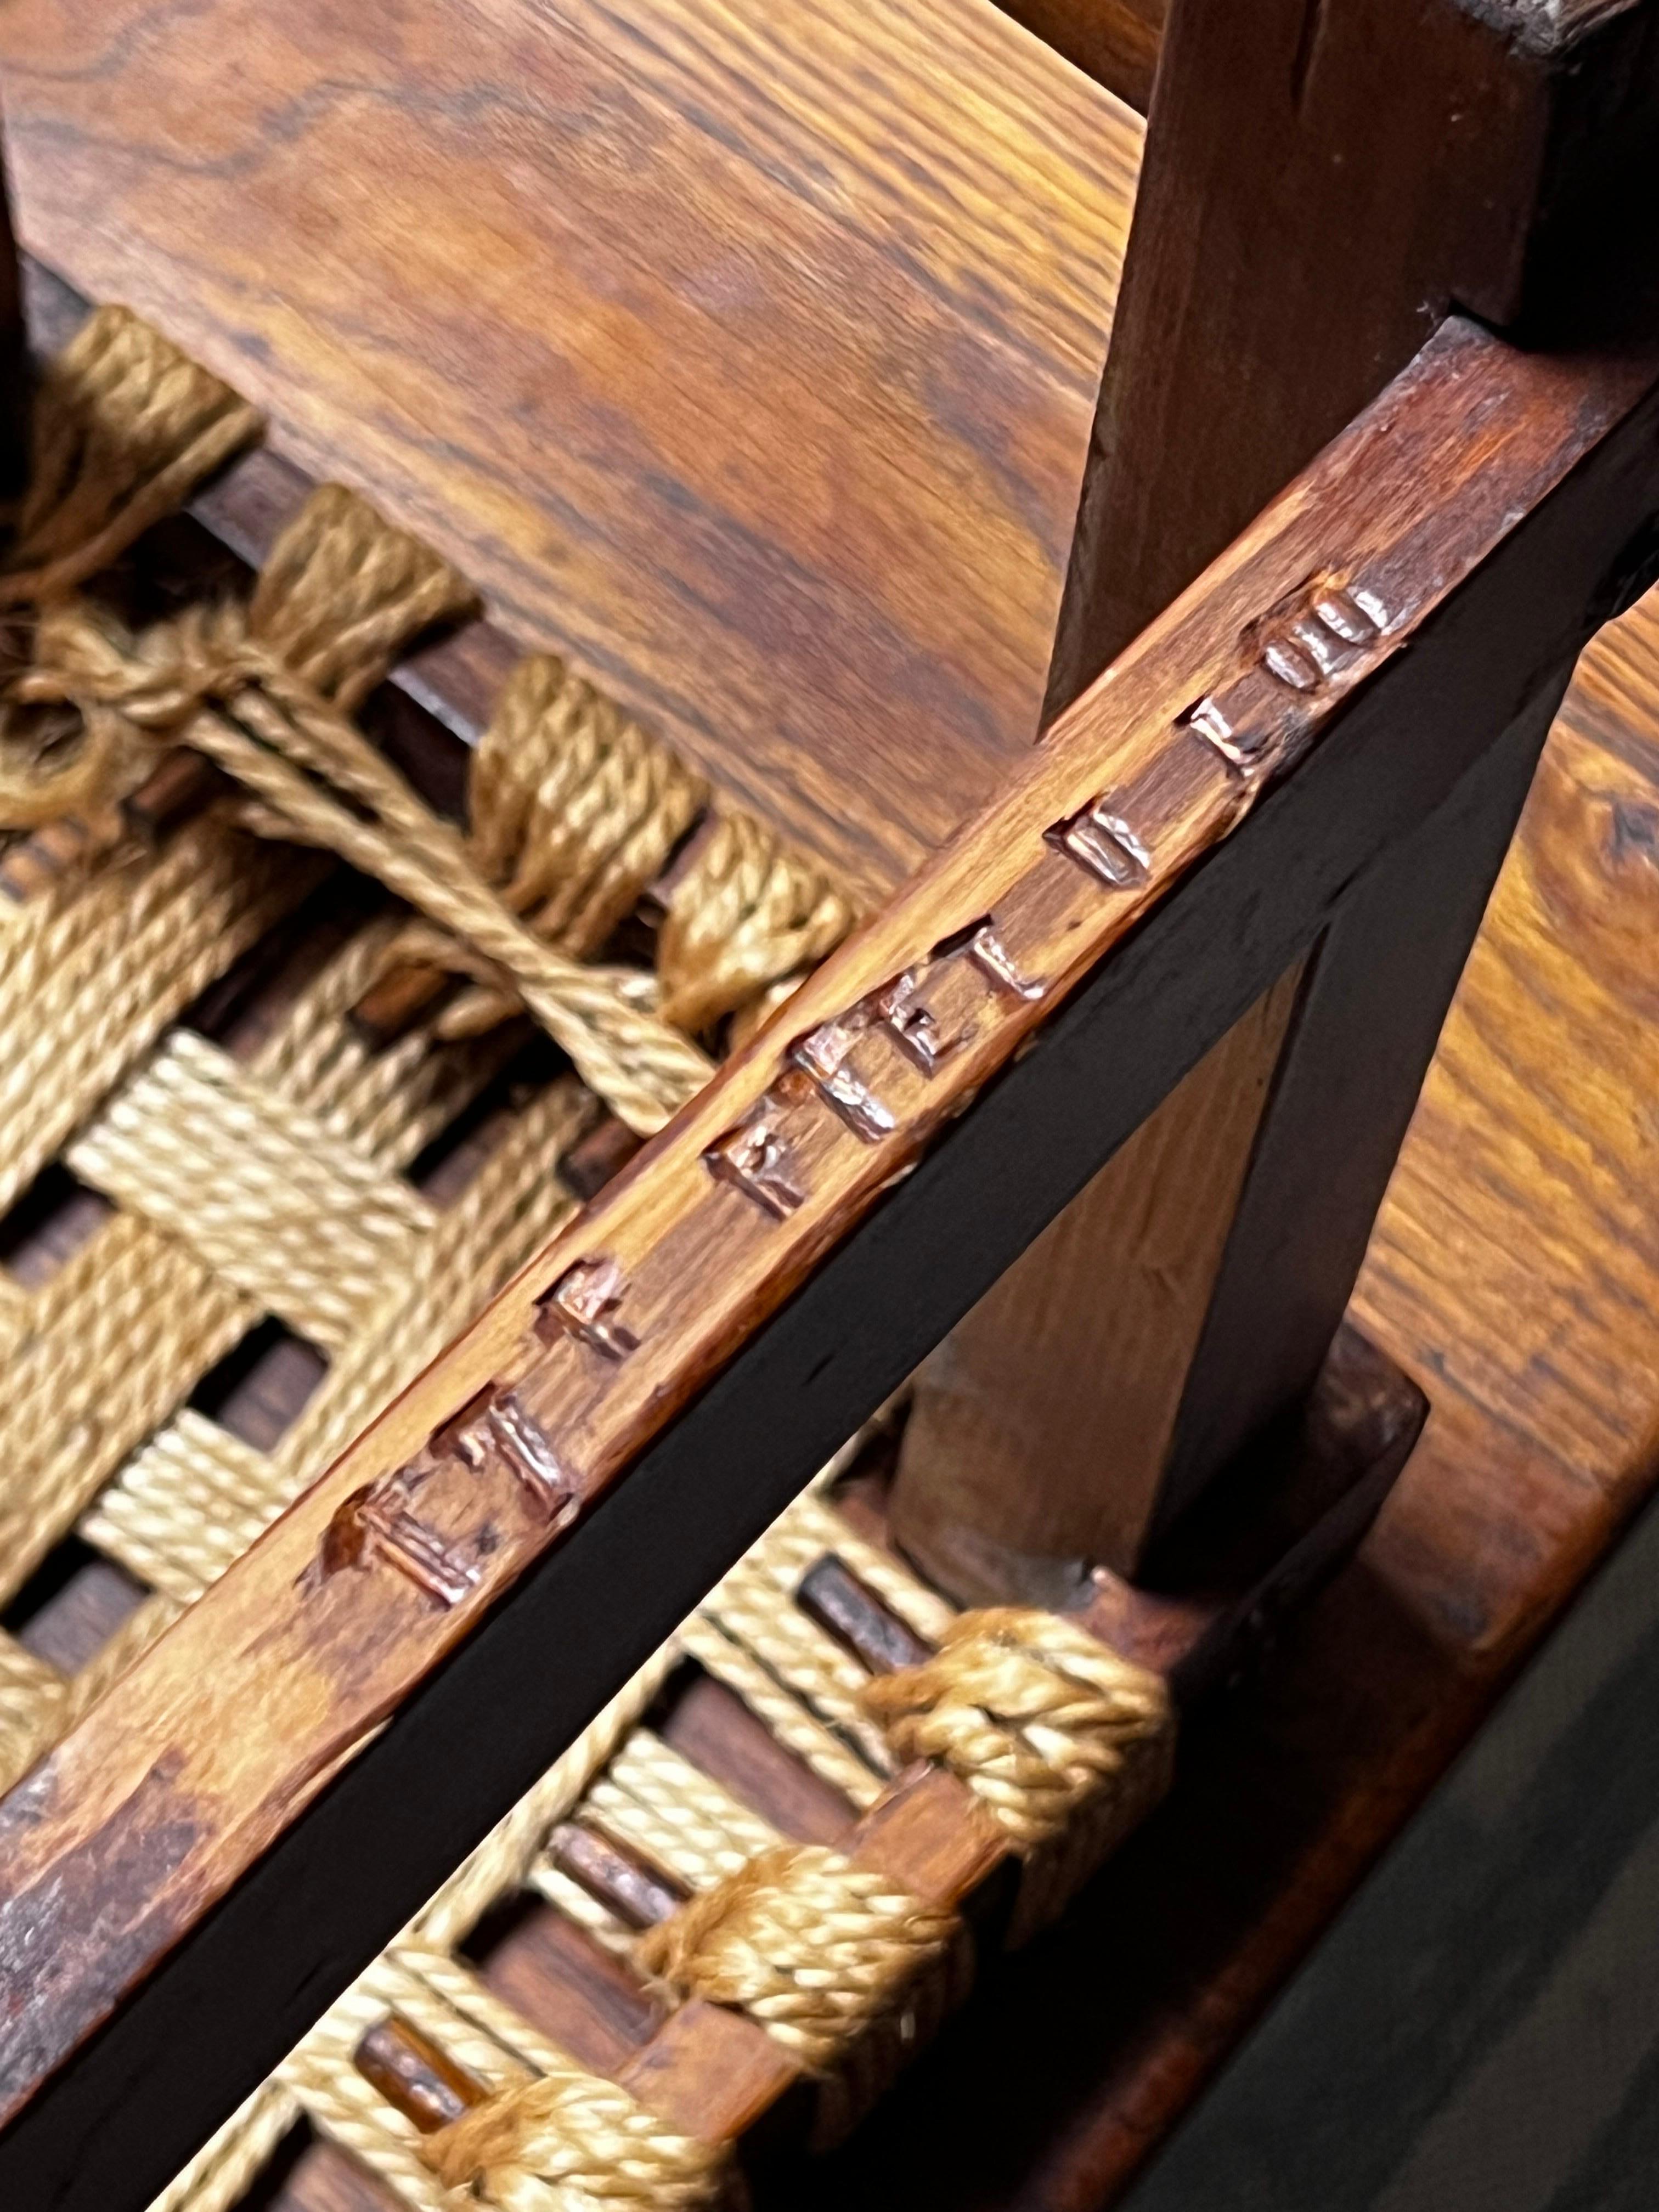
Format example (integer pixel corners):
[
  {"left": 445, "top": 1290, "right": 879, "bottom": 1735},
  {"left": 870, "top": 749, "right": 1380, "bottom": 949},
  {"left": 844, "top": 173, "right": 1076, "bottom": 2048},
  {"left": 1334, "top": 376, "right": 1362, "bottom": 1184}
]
[
  {"left": 888, "top": 0, "right": 1659, "bottom": 1602},
  {"left": 2, "top": 311, "right": 1658, "bottom": 2211}
]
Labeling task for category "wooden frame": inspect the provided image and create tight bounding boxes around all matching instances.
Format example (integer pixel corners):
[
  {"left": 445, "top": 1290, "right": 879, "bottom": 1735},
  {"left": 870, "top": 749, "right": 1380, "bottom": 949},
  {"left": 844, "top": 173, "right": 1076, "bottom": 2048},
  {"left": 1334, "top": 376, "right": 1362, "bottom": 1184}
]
[{"left": 3, "top": 304, "right": 1658, "bottom": 2207}]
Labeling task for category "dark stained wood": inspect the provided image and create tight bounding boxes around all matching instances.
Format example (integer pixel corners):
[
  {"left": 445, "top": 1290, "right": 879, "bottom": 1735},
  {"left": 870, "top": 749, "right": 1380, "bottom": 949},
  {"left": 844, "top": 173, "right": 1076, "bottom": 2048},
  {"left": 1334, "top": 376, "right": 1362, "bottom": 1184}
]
[
  {"left": 895, "top": 0, "right": 1659, "bottom": 1604},
  {"left": 464, "top": 1896, "right": 664, "bottom": 2077},
  {"left": 4, "top": 319, "right": 1658, "bottom": 2212},
  {"left": 847, "top": 1764, "right": 1009, "bottom": 1912},
  {"left": 994, "top": 0, "right": 1166, "bottom": 109},
  {"left": 1153, "top": 692, "right": 1560, "bottom": 1528},
  {"left": 780, "top": 591, "right": 1659, "bottom": 2211},
  {"left": 659, "top": 1673, "right": 857, "bottom": 1847},
  {"left": 0, "top": 0, "right": 1143, "bottom": 900},
  {"left": 796, "top": 1556, "right": 933, "bottom": 1674},
  {"left": 548, "top": 1821, "right": 688, "bottom": 1927},
  {"left": 258, "top": 2131, "right": 405, "bottom": 2212},
  {"left": 1046, "top": 0, "right": 1659, "bottom": 715},
  {"left": 616, "top": 2000, "right": 806, "bottom": 2148},
  {"left": 3, "top": 1545, "right": 148, "bottom": 1677},
  {"left": 353, "top": 2019, "right": 475, "bottom": 2133},
  {"left": 891, "top": 961, "right": 1307, "bottom": 1593},
  {"left": 1083, "top": 1324, "right": 1426, "bottom": 1701}
]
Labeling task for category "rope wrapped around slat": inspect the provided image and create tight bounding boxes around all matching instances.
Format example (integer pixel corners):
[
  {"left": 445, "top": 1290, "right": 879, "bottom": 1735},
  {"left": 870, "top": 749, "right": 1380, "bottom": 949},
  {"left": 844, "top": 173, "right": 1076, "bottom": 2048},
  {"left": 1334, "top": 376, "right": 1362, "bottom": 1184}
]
[{"left": 5, "top": 492, "right": 717, "bottom": 1132}]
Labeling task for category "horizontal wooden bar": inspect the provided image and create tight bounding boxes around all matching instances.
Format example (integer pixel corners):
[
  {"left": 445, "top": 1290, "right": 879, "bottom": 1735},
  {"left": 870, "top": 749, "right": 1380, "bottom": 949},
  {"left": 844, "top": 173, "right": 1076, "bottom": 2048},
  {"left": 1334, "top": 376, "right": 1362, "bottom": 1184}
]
[{"left": 2, "top": 317, "right": 1657, "bottom": 2209}]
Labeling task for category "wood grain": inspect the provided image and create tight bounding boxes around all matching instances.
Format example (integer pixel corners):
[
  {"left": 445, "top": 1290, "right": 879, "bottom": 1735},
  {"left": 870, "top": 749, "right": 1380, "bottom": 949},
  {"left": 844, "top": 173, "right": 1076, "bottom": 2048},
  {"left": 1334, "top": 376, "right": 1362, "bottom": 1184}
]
[
  {"left": 1046, "top": 0, "right": 1659, "bottom": 715},
  {"left": 5, "top": 318, "right": 1658, "bottom": 2212},
  {"left": 782, "top": 590, "right": 1659, "bottom": 2212},
  {"left": 0, "top": 0, "right": 1142, "bottom": 899},
  {"left": 889, "top": 0, "right": 1659, "bottom": 1602},
  {"left": 891, "top": 962, "right": 1307, "bottom": 1594}
]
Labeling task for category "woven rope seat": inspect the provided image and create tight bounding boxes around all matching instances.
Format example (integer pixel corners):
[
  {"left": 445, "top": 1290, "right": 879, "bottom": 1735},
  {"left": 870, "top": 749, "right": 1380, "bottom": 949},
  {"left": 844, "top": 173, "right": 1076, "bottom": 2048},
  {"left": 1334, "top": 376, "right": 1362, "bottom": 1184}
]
[{"left": 0, "top": 307, "right": 1173, "bottom": 2211}]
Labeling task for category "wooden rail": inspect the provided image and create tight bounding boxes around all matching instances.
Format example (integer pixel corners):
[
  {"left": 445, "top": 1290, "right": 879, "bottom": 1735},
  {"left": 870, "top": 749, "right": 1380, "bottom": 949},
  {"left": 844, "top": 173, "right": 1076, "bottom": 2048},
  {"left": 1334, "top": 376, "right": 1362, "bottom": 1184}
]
[{"left": 3, "top": 310, "right": 1658, "bottom": 2209}]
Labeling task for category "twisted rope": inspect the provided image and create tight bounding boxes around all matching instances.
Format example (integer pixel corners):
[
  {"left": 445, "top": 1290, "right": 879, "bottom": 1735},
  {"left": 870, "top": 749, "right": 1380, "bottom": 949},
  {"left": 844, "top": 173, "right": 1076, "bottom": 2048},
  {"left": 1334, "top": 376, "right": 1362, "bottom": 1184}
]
[
  {"left": 422, "top": 2069, "right": 729, "bottom": 2211},
  {"left": 859, "top": 1606, "right": 1173, "bottom": 1850},
  {"left": 658, "top": 809, "right": 854, "bottom": 1037},
  {"left": 0, "top": 304, "right": 261, "bottom": 612},
  {"left": 636, "top": 1842, "right": 956, "bottom": 2075},
  {"left": 13, "top": 572, "right": 714, "bottom": 1132}
]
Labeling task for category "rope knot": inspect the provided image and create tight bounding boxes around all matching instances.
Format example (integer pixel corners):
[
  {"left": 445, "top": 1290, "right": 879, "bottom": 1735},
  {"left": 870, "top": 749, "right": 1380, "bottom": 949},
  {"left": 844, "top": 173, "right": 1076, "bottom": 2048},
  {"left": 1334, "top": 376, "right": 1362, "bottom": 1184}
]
[
  {"left": 422, "top": 2068, "right": 729, "bottom": 2209},
  {"left": 859, "top": 1607, "right": 1173, "bottom": 1850},
  {"left": 635, "top": 1842, "right": 956, "bottom": 2074}
]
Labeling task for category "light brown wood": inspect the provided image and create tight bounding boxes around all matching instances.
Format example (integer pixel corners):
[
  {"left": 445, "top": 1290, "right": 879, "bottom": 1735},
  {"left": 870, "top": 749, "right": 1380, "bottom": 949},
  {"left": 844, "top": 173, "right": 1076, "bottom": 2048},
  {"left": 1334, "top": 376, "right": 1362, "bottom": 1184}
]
[
  {"left": 892, "top": 961, "right": 1306, "bottom": 1594},
  {"left": 0, "top": 0, "right": 1142, "bottom": 901},
  {"left": 5, "top": 316, "right": 1655, "bottom": 2153}
]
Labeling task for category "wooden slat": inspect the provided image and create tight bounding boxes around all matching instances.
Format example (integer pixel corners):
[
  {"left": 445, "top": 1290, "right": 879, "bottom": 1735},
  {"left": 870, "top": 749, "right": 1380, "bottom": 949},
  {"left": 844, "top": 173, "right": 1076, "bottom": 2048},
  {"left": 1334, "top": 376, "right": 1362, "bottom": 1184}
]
[
  {"left": 2, "top": 318, "right": 1657, "bottom": 2211},
  {"left": 994, "top": 0, "right": 1166, "bottom": 110},
  {"left": 0, "top": 0, "right": 1143, "bottom": 900}
]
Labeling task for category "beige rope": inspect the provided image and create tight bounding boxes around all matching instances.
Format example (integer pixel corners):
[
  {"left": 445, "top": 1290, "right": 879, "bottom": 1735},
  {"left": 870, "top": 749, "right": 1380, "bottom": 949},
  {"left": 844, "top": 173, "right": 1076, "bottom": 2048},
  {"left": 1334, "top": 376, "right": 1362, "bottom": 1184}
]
[
  {"left": 636, "top": 1842, "right": 956, "bottom": 2076},
  {"left": 422, "top": 2068, "right": 730, "bottom": 2211},
  {"left": 0, "top": 306, "right": 263, "bottom": 826},
  {"left": 658, "top": 809, "right": 854, "bottom": 1037},
  {"left": 299, "top": 1945, "right": 733, "bottom": 2212},
  {"left": 15, "top": 580, "right": 714, "bottom": 1133},
  {"left": 418, "top": 652, "right": 707, "bottom": 1037},
  {"left": 69, "top": 1029, "right": 435, "bottom": 1348},
  {"left": 0, "top": 811, "right": 310, "bottom": 1218},
  {"left": 677, "top": 1612, "right": 883, "bottom": 1811},
  {"left": 583, "top": 1729, "right": 782, "bottom": 1894},
  {"left": 859, "top": 1606, "right": 1173, "bottom": 1851},
  {"left": 1, "top": 305, "right": 263, "bottom": 613}
]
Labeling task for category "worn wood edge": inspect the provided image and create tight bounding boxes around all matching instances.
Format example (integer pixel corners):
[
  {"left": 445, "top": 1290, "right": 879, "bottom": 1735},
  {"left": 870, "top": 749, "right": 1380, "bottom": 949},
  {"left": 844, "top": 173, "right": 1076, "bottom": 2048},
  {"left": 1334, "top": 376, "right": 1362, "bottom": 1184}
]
[
  {"left": 1458, "top": 0, "right": 1650, "bottom": 56},
  {"left": 1, "top": 317, "right": 1655, "bottom": 2158}
]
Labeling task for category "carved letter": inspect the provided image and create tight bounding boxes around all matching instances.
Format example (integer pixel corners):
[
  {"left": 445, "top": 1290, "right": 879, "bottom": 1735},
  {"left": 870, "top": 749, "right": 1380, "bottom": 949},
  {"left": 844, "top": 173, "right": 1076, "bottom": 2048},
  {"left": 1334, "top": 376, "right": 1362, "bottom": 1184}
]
[
  {"left": 705, "top": 1110, "right": 808, "bottom": 1218},
  {"left": 875, "top": 969, "right": 969, "bottom": 1074},
  {"left": 1046, "top": 801, "right": 1152, "bottom": 889},
  {"left": 966, "top": 924, "right": 1046, "bottom": 1002},
  {"left": 538, "top": 1256, "right": 639, "bottom": 1360},
  {"left": 793, "top": 1019, "right": 896, "bottom": 1141}
]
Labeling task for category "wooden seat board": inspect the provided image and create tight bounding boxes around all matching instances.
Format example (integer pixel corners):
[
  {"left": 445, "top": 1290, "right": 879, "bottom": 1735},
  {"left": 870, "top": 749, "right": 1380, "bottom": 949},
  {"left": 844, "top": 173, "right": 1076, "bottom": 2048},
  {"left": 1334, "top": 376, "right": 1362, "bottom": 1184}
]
[{"left": 0, "top": 0, "right": 1141, "bottom": 900}]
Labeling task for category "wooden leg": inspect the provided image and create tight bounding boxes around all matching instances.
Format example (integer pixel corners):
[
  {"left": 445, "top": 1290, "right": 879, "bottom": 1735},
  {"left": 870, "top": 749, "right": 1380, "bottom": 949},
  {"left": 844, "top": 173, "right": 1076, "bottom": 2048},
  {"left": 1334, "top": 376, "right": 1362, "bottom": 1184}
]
[
  {"left": 893, "top": 681, "right": 1563, "bottom": 1601},
  {"left": 1152, "top": 686, "right": 1563, "bottom": 1530},
  {"left": 890, "top": 0, "right": 1659, "bottom": 1608},
  {"left": 889, "top": 962, "right": 1307, "bottom": 1601}
]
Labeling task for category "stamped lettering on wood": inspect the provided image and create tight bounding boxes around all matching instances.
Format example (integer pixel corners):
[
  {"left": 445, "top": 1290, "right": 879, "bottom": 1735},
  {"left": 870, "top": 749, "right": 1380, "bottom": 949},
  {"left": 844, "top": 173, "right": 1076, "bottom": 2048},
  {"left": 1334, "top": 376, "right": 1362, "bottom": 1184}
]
[
  {"left": 705, "top": 1099, "right": 811, "bottom": 1218},
  {"left": 308, "top": 1471, "right": 484, "bottom": 1609},
  {"left": 537, "top": 1256, "right": 640, "bottom": 1360},
  {"left": 1047, "top": 801, "right": 1153, "bottom": 888},
  {"left": 793, "top": 1018, "right": 899, "bottom": 1142},
  {"left": 1188, "top": 579, "right": 1397, "bottom": 777},
  {"left": 875, "top": 967, "right": 972, "bottom": 1073},
  {"left": 966, "top": 922, "right": 1048, "bottom": 1001},
  {"left": 464, "top": 1396, "right": 577, "bottom": 1523}
]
